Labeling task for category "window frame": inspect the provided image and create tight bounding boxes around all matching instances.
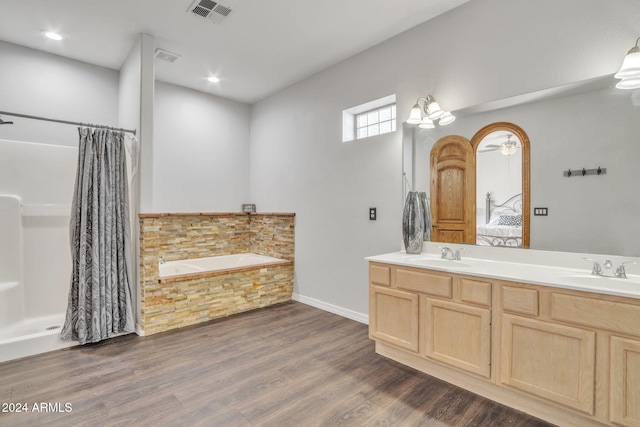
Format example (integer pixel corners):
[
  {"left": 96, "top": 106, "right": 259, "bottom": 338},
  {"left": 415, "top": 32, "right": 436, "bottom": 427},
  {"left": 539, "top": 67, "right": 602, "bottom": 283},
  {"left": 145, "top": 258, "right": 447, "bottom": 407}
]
[{"left": 342, "top": 94, "right": 397, "bottom": 143}]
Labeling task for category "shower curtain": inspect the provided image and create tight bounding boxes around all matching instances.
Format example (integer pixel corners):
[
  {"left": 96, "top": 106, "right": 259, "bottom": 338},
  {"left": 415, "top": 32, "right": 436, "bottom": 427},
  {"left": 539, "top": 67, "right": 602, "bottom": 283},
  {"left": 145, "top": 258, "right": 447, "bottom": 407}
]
[{"left": 61, "top": 128, "right": 134, "bottom": 344}]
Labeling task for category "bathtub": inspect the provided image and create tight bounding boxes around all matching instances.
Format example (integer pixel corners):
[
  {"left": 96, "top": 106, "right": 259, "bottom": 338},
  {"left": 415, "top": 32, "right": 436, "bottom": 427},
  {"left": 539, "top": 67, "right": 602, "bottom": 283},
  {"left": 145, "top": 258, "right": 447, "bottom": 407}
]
[
  {"left": 143, "top": 252, "right": 294, "bottom": 335},
  {"left": 159, "top": 253, "right": 290, "bottom": 280}
]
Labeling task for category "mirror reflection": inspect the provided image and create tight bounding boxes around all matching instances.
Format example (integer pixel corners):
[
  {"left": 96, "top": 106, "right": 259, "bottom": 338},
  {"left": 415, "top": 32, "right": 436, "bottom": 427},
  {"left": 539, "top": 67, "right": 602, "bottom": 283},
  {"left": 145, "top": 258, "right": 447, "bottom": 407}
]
[
  {"left": 403, "top": 75, "right": 640, "bottom": 257},
  {"left": 475, "top": 131, "right": 523, "bottom": 247}
]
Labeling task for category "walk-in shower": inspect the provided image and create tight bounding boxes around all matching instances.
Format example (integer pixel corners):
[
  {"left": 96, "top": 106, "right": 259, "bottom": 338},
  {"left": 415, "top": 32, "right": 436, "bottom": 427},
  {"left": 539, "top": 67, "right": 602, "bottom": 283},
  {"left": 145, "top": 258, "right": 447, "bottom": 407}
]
[{"left": 0, "top": 139, "right": 78, "bottom": 362}]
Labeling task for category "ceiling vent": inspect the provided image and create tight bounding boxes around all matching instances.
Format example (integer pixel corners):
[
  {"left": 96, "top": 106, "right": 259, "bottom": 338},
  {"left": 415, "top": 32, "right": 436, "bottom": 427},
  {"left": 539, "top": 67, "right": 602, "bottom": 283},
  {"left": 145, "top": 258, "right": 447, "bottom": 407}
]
[
  {"left": 187, "top": 0, "right": 233, "bottom": 24},
  {"left": 154, "top": 48, "right": 181, "bottom": 63}
]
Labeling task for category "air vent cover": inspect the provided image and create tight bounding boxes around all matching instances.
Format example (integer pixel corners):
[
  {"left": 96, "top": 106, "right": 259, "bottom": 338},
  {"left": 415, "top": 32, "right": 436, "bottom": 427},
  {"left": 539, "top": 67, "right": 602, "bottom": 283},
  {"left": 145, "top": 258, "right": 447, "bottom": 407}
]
[
  {"left": 187, "top": 0, "right": 233, "bottom": 24},
  {"left": 155, "top": 48, "right": 181, "bottom": 63}
]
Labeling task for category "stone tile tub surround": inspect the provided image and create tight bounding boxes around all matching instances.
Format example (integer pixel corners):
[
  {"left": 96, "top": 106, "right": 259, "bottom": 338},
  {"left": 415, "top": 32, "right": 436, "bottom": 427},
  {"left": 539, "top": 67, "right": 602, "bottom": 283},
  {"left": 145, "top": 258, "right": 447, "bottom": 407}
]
[{"left": 139, "top": 212, "right": 295, "bottom": 335}]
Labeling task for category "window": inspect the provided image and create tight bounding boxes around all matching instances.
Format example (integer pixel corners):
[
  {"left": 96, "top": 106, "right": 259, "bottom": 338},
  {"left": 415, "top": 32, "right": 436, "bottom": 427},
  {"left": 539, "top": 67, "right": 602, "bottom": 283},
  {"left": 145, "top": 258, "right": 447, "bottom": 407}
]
[
  {"left": 355, "top": 104, "right": 396, "bottom": 140},
  {"left": 342, "top": 94, "right": 396, "bottom": 142}
]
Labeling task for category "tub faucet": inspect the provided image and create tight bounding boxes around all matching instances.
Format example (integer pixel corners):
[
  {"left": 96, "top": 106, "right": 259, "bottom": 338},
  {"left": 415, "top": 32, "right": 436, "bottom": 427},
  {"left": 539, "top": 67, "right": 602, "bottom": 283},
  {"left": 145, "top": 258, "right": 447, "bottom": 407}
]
[{"left": 159, "top": 257, "right": 165, "bottom": 265}]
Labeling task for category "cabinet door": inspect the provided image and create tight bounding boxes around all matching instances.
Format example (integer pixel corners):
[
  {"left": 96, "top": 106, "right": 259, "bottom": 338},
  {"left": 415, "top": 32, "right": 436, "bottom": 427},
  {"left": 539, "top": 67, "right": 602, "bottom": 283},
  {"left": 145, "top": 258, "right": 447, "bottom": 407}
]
[
  {"left": 610, "top": 336, "right": 640, "bottom": 426},
  {"left": 501, "top": 314, "right": 595, "bottom": 414},
  {"left": 424, "top": 298, "right": 491, "bottom": 378},
  {"left": 369, "top": 286, "right": 419, "bottom": 352}
]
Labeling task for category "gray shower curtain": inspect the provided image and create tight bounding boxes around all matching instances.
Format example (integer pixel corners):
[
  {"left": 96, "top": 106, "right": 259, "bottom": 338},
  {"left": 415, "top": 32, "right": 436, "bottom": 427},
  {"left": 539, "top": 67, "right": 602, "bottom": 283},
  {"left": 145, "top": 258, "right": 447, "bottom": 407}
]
[{"left": 61, "top": 128, "right": 134, "bottom": 344}]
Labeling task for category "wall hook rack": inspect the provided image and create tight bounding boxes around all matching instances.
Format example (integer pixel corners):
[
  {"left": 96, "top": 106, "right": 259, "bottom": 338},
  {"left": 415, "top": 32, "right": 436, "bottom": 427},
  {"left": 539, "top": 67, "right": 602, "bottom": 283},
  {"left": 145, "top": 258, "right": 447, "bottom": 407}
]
[{"left": 563, "top": 167, "right": 606, "bottom": 177}]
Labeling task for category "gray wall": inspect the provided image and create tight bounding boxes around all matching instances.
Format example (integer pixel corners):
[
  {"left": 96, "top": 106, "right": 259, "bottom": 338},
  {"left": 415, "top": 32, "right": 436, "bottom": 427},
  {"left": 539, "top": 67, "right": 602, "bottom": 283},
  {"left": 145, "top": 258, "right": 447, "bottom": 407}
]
[
  {"left": 249, "top": 0, "right": 640, "bottom": 319},
  {"left": 0, "top": 40, "right": 119, "bottom": 146},
  {"left": 153, "top": 81, "right": 251, "bottom": 212}
]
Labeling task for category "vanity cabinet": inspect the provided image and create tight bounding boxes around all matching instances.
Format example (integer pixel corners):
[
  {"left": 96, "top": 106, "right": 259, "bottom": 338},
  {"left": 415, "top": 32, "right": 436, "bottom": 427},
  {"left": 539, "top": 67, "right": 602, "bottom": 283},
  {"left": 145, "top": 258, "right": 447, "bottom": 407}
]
[
  {"left": 500, "top": 314, "right": 596, "bottom": 414},
  {"left": 369, "top": 285, "right": 419, "bottom": 352},
  {"left": 369, "top": 261, "right": 640, "bottom": 427},
  {"left": 369, "top": 264, "right": 492, "bottom": 378},
  {"left": 424, "top": 298, "right": 491, "bottom": 378},
  {"left": 610, "top": 336, "right": 640, "bottom": 426}
]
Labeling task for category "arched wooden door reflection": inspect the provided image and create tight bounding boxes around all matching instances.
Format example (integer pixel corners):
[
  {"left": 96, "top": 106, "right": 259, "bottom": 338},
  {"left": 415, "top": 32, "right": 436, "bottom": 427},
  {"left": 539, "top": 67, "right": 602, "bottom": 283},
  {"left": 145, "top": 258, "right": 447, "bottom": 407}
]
[
  {"left": 430, "top": 135, "right": 476, "bottom": 244},
  {"left": 470, "top": 122, "right": 530, "bottom": 248}
]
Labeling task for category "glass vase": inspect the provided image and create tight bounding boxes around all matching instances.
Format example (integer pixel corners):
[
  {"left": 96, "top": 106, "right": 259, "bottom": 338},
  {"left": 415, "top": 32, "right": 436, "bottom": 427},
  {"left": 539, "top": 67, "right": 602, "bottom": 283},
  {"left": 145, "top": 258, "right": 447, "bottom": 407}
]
[{"left": 403, "top": 191, "right": 424, "bottom": 254}]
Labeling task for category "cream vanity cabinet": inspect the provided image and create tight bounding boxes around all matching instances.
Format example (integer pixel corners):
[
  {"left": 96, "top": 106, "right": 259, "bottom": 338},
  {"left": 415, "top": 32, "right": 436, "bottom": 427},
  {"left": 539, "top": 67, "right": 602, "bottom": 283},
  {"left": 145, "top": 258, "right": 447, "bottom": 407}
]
[
  {"left": 369, "top": 261, "right": 640, "bottom": 427},
  {"left": 369, "top": 263, "right": 492, "bottom": 378}
]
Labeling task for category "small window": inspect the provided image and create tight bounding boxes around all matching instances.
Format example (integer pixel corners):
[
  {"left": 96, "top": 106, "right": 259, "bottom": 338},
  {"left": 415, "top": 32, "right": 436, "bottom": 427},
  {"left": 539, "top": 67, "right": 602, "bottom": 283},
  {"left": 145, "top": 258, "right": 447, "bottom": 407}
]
[
  {"left": 342, "top": 94, "right": 396, "bottom": 142},
  {"left": 355, "top": 104, "right": 396, "bottom": 140}
]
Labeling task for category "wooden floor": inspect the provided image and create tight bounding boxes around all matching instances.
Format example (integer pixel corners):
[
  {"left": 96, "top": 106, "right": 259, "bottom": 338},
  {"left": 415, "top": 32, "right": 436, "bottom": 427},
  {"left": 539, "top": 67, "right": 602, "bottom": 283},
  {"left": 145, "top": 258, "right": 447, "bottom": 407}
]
[{"left": 0, "top": 302, "right": 554, "bottom": 427}]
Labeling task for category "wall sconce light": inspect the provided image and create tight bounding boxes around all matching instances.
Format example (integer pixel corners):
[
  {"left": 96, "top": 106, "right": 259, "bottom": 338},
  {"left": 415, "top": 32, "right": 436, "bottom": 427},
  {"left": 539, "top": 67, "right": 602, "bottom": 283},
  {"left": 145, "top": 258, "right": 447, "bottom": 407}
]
[
  {"left": 406, "top": 95, "right": 455, "bottom": 127},
  {"left": 615, "top": 36, "right": 640, "bottom": 90}
]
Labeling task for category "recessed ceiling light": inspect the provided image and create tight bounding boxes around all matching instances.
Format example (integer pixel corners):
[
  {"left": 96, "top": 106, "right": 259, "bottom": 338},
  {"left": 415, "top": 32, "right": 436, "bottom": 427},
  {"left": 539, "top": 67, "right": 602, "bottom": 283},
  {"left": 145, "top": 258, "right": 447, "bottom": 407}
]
[
  {"left": 43, "top": 31, "right": 63, "bottom": 41},
  {"left": 208, "top": 76, "right": 221, "bottom": 83}
]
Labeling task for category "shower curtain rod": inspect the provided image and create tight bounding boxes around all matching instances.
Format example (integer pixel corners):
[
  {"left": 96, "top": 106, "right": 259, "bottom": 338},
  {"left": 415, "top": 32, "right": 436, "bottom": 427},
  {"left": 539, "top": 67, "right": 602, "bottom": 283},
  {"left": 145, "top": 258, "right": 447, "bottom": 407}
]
[{"left": 0, "top": 110, "right": 137, "bottom": 135}]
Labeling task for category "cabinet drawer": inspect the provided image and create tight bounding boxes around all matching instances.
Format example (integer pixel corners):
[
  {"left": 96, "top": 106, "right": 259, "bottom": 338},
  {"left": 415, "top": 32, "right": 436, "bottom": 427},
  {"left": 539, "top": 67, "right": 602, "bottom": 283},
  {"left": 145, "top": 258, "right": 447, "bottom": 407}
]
[
  {"left": 396, "top": 268, "right": 452, "bottom": 298},
  {"left": 459, "top": 278, "right": 492, "bottom": 307},
  {"left": 551, "top": 293, "right": 640, "bottom": 338},
  {"left": 502, "top": 285, "right": 538, "bottom": 316},
  {"left": 370, "top": 264, "right": 390, "bottom": 287}
]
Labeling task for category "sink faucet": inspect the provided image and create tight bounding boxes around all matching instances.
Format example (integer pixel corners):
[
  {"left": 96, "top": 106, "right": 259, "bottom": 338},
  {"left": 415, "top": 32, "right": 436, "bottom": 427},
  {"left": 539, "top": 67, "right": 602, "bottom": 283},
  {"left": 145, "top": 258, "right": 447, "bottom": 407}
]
[
  {"left": 439, "top": 246, "right": 455, "bottom": 260},
  {"left": 439, "top": 246, "right": 464, "bottom": 261},
  {"left": 159, "top": 256, "right": 165, "bottom": 265},
  {"left": 583, "top": 258, "right": 602, "bottom": 276},
  {"left": 615, "top": 261, "right": 637, "bottom": 279}
]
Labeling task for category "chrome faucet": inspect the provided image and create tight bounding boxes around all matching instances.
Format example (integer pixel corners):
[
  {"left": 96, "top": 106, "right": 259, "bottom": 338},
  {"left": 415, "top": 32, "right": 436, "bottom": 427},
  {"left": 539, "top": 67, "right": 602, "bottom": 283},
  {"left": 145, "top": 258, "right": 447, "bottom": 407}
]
[
  {"left": 439, "top": 246, "right": 464, "bottom": 261},
  {"left": 583, "top": 258, "right": 602, "bottom": 276},
  {"left": 439, "top": 246, "right": 455, "bottom": 260},
  {"left": 615, "top": 261, "right": 637, "bottom": 279}
]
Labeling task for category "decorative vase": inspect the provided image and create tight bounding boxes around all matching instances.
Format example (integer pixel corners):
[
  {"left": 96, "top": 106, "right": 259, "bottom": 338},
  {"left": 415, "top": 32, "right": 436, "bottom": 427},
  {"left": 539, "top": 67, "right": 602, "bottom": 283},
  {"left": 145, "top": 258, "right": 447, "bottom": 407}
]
[
  {"left": 418, "top": 192, "right": 432, "bottom": 241},
  {"left": 403, "top": 191, "right": 424, "bottom": 254}
]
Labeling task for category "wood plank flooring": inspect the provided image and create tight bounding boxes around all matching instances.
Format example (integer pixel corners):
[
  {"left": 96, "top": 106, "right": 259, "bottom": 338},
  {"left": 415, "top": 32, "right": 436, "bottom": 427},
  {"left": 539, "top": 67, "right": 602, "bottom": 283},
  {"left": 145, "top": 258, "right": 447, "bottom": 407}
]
[{"left": 0, "top": 302, "right": 554, "bottom": 426}]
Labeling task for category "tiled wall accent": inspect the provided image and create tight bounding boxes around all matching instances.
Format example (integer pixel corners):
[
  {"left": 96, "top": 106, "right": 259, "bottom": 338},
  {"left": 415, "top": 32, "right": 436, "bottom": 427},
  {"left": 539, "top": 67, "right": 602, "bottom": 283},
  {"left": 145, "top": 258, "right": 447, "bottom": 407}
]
[
  {"left": 249, "top": 214, "right": 295, "bottom": 261},
  {"left": 139, "top": 212, "right": 295, "bottom": 335},
  {"left": 142, "top": 264, "right": 294, "bottom": 335}
]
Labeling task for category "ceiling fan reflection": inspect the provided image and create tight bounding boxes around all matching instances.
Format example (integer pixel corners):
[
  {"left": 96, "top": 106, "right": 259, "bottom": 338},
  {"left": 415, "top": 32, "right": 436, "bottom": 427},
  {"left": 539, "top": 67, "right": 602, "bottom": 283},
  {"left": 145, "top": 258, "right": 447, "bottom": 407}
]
[{"left": 478, "top": 133, "right": 519, "bottom": 155}]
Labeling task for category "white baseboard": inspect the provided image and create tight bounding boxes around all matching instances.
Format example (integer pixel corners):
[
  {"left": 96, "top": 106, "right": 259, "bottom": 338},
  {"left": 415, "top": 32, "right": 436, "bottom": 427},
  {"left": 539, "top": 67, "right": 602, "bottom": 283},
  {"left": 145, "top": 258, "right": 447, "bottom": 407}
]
[
  {"left": 135, "top": 324, "right": 145, "bottom": 336},
  {"left": 292, "top": 293, "right": 369, "bottom": 324}
]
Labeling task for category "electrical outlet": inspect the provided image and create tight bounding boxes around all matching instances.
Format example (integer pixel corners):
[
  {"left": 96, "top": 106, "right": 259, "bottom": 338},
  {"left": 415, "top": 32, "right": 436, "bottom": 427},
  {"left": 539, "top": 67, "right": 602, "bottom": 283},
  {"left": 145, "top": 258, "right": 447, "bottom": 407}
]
[
  {"left": 369, "top": 207, "right": 377, "bottom": 220},
  {"left": 534, "top": 207, "right": 548, "bottom": 216}
]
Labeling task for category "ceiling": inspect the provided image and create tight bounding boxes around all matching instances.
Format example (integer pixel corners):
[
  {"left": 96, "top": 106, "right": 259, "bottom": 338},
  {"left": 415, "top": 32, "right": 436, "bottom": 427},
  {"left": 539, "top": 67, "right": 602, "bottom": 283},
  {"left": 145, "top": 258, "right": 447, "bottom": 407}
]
[{"left": 0, "top": 0, "right": 469, "bottom": 104}]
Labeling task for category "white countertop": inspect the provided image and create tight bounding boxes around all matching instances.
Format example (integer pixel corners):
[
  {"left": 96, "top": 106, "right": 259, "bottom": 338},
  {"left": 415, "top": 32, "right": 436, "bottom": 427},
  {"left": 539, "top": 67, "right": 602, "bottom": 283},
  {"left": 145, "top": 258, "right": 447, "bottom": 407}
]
[{"left": 366, "top": 249, "right": 640, "bottom": 300}]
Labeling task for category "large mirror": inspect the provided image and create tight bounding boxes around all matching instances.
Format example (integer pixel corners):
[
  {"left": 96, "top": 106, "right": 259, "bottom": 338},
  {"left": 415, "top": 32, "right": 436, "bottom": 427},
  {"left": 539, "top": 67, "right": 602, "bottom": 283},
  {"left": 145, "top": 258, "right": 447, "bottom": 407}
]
[{"left": 403, "top": 75, "right": 640, "bottom": 257}]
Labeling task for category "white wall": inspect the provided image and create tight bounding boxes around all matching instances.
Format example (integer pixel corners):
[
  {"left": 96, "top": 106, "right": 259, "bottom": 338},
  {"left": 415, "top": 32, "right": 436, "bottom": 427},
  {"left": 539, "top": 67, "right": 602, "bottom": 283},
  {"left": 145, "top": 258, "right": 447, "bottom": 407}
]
[
  {"left": 250, "top": 0, "right": 640, "bottom": 320},
  {"left": 153, "top": 81, "right": 251, "bottom": 212}
]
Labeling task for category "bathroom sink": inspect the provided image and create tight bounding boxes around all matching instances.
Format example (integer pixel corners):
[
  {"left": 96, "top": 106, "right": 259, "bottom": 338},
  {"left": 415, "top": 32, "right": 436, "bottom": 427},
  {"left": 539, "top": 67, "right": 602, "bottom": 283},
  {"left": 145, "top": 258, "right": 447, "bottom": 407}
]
[
  {"left": 560, "top": 274, "right": 640, "bottom": 288},
  {"left": 416, "top": 258, "right": 473, "bottom": 269}
]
